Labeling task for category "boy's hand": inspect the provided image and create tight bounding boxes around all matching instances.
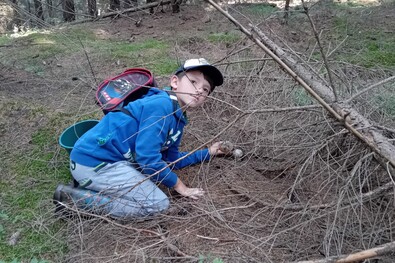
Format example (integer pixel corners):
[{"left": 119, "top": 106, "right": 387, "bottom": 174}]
[
  {"left": 208, "top": 141, "right": 230, "bottom": 156},
  {"left": 173, "top": 179, "right": 204, "bottom": 200}
]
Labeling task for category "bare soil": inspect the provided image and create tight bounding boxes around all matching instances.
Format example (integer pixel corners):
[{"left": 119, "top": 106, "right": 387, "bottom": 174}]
[{"left": 1, "top": 1, "right": 395, "bottom": 262}]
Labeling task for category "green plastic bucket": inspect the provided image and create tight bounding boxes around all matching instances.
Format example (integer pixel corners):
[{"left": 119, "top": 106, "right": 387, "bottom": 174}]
[{"left": 59, "top": 120, "right": 99, "bottom": 154}]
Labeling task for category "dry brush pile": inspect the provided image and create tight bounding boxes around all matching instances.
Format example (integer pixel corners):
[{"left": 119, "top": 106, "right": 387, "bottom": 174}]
[{"left": 50, "top": 2, "right": 395, "bottom": 263}]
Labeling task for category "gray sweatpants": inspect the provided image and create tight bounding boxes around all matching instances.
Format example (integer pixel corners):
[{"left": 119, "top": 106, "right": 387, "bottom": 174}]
[{"left": 70, "top": 160, "right": 170, "bottom": 219}]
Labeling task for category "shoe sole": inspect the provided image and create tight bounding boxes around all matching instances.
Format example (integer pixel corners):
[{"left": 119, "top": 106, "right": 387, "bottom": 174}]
[{"left": 53, "top": 184, "right": 65, "bottom": 204}]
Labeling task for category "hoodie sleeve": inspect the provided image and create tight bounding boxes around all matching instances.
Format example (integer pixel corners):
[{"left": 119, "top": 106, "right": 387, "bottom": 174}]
[
  {"left": 132, "top": 96, "right": 179, "bottom": 188},
  {"left": 162, "top": 143, "right": 211, "bottom": 170}
]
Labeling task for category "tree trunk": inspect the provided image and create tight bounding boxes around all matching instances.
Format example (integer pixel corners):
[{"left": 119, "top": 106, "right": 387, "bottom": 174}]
[
  {"left": 46, "top": 0, "right": 54, "bottom": 18},
  {"left": 33, "top": 0, "right": 44, "bottom": 21},
  {"left": 110, "top": 0, "right": 121, "bottom": 11},
  {"left": 146, "top": 0, "right": 155, "bottom": 13},
  {"left": 68, "top": 0, "right": 172, "bottom": 24},
  {"left": 87, "top": 0, "right": 97, "bottom": 17},
  {"left": 9, "top": 0, "right": 22, "bottom": 29},
  {"left": 62, "top": 0, "right": 75, "bottom": 21},
  {"left": 284, "top": 0, "right": 291, "bottom": 22}
]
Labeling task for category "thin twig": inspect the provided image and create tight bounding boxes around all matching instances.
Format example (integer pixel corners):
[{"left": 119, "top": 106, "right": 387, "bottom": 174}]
[
  {"left": 296, "top": 240, "right": 395, "bottom": 263},
  {"left": 326, "top": 35, "right": 349, "bottom": 58},
  {"left": 55, "top": 201, "right": 164, "bottom": 236},
  {"left": 345, "top": 75, "right": 395, "bottom": 103},
  {"left": 215, "top": 58, "right": 273, "bottom": 66},
  {"left": 77, "top": 36, "right": 98, "bottom": 86},
  {"left": 301, "top": 0, "right": 338, "bottom": 101},
  {"left": 213, "top": 43, "right": 255, "bottom": 65}
]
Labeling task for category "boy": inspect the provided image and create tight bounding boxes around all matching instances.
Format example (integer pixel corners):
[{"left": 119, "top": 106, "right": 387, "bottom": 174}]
[{"left": 54, "top": 58, "right": 225, "bottom": 219}]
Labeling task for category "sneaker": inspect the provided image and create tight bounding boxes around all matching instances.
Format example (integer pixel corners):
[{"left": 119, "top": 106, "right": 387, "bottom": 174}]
[
  {"left": 53, "top": 184, "right": 99, "bottom": 220},
  {"left": 53, "top": 184, "right": 73, "bottom": 218}
]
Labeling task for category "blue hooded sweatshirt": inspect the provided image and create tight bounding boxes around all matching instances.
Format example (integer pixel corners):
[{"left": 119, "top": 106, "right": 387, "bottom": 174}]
[{"left": 70, "top": 88, "right": 210, "bottom": 188}]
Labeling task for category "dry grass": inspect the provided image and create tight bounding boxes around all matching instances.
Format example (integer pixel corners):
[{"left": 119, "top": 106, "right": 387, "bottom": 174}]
[{"left": 60, "top": 51, "right": 394, "bottom": 262}]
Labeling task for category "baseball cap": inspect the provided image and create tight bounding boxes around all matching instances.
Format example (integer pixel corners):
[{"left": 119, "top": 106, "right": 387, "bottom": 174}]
[{"left": 174, "top": 58, "right": 224, "bottom": 88}]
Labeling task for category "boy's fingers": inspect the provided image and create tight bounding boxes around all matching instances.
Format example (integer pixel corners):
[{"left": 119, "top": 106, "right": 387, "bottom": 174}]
[{"left": 187, "top": 188, "right": 205, "bottom": 199}]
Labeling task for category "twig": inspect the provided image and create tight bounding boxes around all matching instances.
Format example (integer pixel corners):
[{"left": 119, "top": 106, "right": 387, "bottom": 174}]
[
  {"left": 245, "top": 104, "right": 322, "bottom": 114},
  {"left": 349, "top": 152, "right": 373, "bottom": 178},
  {"left": 374, "top": 124, "right": 395, "bottom": 135},
  {"left": 55, "top": 201, "right": 163, "bottom": 236},
  {"left": 301, "top": 0, "right": 338, "bottom": 101},
  {"left": 77, "top": 36, "right": 97, "bottom": 86},
  {"left": 213, "top": 43, "right": 255, "bottom": 65},
  {"left": 210, "top": 94, "right": 321, "bottom": 114},
  {"left": 278, "top": 179, "right": 394, "bottom": 211},
  {"left": 196, "top": 234, "right": 219, "bottom": 242},
  {"left": 345, "top": 75, "right": 395, "bottom": 103},
  {"left": 326, "top": 35, "right": 349, "bottom": 58},
  {"left": 68, "top": 0, "right": 172, "bottom": 25},
  {"left": 159, "top": 235, "right": 195, "bottom": 258},
  {"left": 215, "top": 58, "right": 273, "bottom": 66},
  {"left": 295, "top": 240, "right": 395, "bottom": 263},
  {"left": 386, "top": 162, "right": 395, "bottom": 186}
]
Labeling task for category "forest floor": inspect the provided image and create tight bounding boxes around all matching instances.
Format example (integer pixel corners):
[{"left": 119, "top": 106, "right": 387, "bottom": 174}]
[{"left": 1, "top": 0, "right": 395, "bottom": 262}]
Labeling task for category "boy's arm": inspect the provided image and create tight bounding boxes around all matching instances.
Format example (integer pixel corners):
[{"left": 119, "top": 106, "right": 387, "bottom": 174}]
[
  {"left": 164, "top": 142, "right": 225, "bottom": 199},
  {"left": 163, "top": 142, "right": 225, "bottom": 169},
  {"left": 163, "top": 146, "right": 210, "bottom": 169}
]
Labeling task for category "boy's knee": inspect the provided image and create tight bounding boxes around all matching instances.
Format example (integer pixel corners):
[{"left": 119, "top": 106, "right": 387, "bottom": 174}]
[{"left": 154, "top": 195, "right": 170, "bottom": 213}]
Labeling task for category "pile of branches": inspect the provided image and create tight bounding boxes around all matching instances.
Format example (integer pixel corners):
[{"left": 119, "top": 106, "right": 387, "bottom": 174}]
[{"left": 59, "top": 1, "right": 395, "bottom": 262}]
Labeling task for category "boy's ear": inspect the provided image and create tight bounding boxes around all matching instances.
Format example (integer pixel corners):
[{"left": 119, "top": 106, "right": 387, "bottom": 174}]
[{"left": 170, "top": 75, "right": 179, "bottom": 90}]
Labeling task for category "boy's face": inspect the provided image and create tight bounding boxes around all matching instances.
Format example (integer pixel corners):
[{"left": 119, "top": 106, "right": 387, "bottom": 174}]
[{"left": 170, "top": 70, "right": 212, "bottom": 108}]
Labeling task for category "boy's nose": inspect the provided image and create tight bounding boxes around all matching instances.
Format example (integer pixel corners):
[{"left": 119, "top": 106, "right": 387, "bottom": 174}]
[{"left": 196, "top": 86, "right": 204, "bottom": 94}]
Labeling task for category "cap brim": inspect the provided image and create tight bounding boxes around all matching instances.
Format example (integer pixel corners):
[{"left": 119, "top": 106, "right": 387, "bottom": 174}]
[{"left": 175, "top": 64, "right": 224, "bottom": 87}]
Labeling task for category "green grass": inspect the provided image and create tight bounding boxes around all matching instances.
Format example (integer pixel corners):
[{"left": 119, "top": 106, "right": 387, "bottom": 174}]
[
  {"left": 0, "top": 28, "right": 177, "bottom": 260},
  {"left": 0, "top": 35, "right": 12, "bottom": 46},
  {"left": 241, "top": 3, "right": 278, "bottom": 17},
  {"left": 291, "top": 87, "right": 314, "bottom": 106},
  {"left": 0, "top": 100, "right": 104, "bottom": 261},
  {"left": 374, "top": 91, "right": 395, "bottom": 117},
  {"left": 2, "top": 28, "right": 176, "bottom": 76},
  {"left": 105, "top": 39, "right": 178, "bottom": 75},
  {"left": 329, "top": 3, "right": 395, "bottom": 69},
  {"left": 0, "top": 109, "right": 76, "bottom": 261},
  {"left": 208, "top": 32, "right": 241, "bottom": 44}
]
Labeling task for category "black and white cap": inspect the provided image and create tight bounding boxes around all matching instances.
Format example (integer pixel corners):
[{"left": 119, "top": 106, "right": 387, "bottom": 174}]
[{"left": 175, "top": 58, "right": 224, "bottom": 88}]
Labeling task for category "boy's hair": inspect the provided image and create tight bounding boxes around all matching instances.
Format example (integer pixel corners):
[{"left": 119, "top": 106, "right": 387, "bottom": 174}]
[
  {"left": 174, "top": 58, "right": 223, "bottom": 92},
  {"left": 175, "top": 70, "right": 215, "bottom": 92}
]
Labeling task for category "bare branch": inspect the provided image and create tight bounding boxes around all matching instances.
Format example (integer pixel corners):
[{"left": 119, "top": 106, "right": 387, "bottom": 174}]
[
  {"left": 215, "top": 58, "right": 273, "bottom": 66},
  {"left": 295, "top": 240, "right": 395, "bottom": 263},
  {"left": 345, "top": 75, "right": 395, "bottom": 103},
  {"left": 68, "top": 0, "right": 171, "bottom": 25},
  {"left": 301, "top": 0, "right": 338, "bottom": 101}
]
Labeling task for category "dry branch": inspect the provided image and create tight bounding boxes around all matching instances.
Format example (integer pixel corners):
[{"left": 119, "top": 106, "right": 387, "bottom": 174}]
[
  {"left": 301, "top": 0, "right": 338, "bottom": 101},
  {"left": 205, "top": 0, "right": 395, "bottom": 169},
  {"left": 68, "top": 1, "right": 171, "bottom": 25},
  {"left": 345, "top": 75, "right": 395, "bottom": 103},
  {"left": 296, "top": 240, "right": 395, "bottom": 263}
]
